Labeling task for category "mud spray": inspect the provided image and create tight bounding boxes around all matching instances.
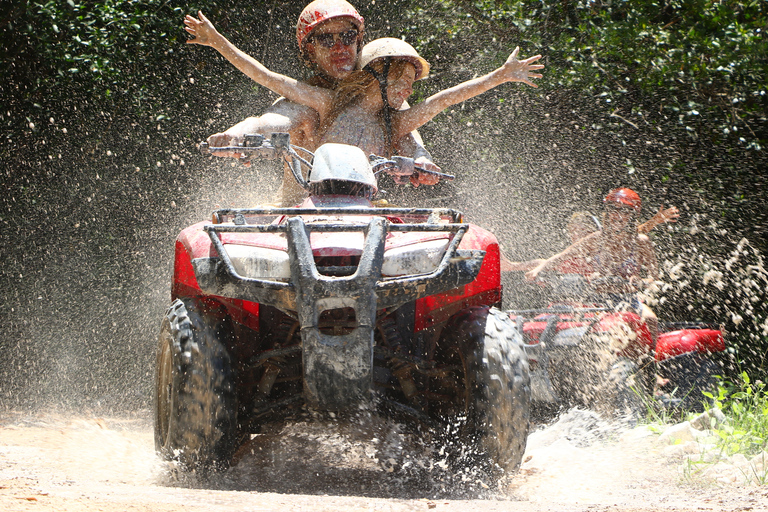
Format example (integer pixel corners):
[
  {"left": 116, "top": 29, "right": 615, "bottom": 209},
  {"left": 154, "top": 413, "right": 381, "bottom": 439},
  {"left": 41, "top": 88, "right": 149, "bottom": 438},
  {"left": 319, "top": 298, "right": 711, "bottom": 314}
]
[{"left": 2, "top": 167, "right": 767, "bottom": 509}]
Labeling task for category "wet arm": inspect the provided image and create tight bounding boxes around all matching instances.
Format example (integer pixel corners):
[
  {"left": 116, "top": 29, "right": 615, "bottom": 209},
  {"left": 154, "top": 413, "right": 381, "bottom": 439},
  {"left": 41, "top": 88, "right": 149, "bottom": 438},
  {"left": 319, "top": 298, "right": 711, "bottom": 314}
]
[
  {"left": 506, "top": 259, "right": 545, "bottom": 272},
  {"left": 637, "top": 206, "right": 679, "bottom": 235},
  {"left": 393, "top": 47, "right": 543, "bottom": 137},
  {"left": 207, "top": 99, "right": 319, "bottom": 156},
  {"left": 185, "top": 12, "right": 332, "bottom": 116},
  {"left": 525, "top": 236, "right": 593, "bottom": 281}
]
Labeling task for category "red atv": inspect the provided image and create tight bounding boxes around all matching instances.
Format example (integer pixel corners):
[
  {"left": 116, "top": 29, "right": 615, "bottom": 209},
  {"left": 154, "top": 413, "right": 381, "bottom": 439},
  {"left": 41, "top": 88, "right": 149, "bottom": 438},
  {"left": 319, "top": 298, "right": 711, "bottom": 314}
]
[
  {"left": 510, "top": 274, "right": 725, "bottom": 416},
  {"left": 154, "top": 134, "right": 531, "bottom": 474}
]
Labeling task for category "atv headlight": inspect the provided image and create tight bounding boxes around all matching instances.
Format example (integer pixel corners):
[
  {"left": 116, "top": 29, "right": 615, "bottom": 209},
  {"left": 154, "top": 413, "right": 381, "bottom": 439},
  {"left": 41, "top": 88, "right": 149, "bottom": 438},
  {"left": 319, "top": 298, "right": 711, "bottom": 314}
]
[
  {"left": 224, "top": 245, "right": 291, "bottom": 280},
  {"left": 382, "top": 239, "right": 449, "bottom": 277}
]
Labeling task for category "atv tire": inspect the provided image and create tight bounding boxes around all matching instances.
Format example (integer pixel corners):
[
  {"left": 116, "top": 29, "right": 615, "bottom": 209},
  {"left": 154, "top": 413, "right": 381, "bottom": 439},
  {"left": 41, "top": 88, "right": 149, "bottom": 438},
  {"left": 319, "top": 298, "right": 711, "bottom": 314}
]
[
  {"left": 598, "top": 358, "right": 649, "bottom": 422},
  {"left": 657, "top": 352, "right": 720, "bottom": 412},
  {"left": 154, "top": 298, "right": 238, "bottom": 472},
  {"left": 441, "top": 306, "right": 531, "bottom": 475}
]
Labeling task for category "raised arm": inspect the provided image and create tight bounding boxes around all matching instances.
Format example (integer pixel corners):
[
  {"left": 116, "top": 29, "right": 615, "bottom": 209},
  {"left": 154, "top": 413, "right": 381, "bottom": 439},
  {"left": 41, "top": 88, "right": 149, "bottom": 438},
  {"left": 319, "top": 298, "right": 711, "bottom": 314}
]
[
  {"left": 637, "top": 205, "right": 679, "bottom": 234},
  {"left": 392, "top": 47, "right": 544, "bottom": 138},
  {"left": 184, "top": 11, "right": 333, "bottom": 117}
]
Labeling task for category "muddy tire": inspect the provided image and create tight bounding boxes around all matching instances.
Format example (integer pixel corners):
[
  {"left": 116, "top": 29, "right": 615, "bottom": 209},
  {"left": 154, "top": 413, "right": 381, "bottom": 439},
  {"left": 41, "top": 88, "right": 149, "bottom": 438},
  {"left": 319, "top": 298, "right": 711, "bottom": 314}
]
[
  {"left": 154, "top": 299, "right": 238, "bottom": 471},
  {"left": 657, "top": 352, "right": 720, "bottom": 412},
  {"left": 598, "top": 358, "right": 649, "bottom": 421},
  {"left": 442, "top": 307, "right": 531, "bottom": 475},
  {"left": 547, "top": 337, "right": 610, "bottom": 409}
]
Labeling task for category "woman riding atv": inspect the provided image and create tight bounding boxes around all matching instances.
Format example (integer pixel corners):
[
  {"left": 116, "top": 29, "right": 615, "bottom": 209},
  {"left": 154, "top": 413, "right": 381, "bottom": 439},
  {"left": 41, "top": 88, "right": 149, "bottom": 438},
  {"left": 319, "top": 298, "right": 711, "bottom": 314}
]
[
  {"left": 525, "top": 188, "right": 660, "bottom": 343},
  {"left": 195, "top": 1, "right": 444, "bottom": 205}
]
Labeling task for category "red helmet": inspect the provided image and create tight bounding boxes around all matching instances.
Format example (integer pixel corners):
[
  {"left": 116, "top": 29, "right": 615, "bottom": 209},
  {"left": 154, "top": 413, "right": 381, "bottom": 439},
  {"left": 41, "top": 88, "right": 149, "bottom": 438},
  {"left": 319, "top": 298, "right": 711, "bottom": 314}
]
[
  {"left": 296, "top": 0, "right": 364, "bottom": 52},
  {"left": 604, "top": 188, "right": 641, "bottom": 212}
]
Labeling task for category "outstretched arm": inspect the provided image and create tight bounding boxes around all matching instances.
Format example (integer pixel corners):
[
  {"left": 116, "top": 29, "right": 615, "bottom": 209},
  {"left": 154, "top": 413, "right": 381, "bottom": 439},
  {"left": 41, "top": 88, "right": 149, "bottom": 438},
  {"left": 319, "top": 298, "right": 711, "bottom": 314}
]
[
  {"left": 525, "top": 232, "right": 597, "bottom": 282},
  {"left": 184, "top": 11, "right": 333, "bottom": 117},
  {"left": 637, "top": 205, "right": 679, "bottom": 234},
  {"left": 504, "top": 258, "right": 545, "bottom": 272},
  {"left": 392, "top": 47, "right": 544, "bottom": 138}
]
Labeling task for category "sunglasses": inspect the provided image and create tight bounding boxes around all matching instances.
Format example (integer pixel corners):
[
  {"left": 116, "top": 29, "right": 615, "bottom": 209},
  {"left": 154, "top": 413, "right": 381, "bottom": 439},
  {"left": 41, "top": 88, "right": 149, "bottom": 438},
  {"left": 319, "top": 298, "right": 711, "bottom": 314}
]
[
  {"left": 606, "top": 206, "right": 636, "bottom": 217},
  {"left": 310, "top": 29, "right": 359, "bottom": 48}
]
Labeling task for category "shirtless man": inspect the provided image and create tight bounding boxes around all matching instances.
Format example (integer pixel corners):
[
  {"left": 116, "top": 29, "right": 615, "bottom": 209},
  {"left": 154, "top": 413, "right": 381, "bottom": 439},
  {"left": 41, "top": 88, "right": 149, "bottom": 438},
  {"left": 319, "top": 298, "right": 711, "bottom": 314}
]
[
  {"left": 197, "top": 0, "right": 439, "bottom": 206},
  {"left": 525, "top": 188, "right": 660, "bottom": 341}
]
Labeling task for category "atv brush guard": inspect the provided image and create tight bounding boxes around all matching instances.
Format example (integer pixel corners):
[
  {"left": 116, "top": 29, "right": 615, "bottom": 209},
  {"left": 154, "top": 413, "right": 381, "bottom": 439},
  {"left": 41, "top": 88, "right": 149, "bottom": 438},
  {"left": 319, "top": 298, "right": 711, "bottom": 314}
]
[{"left": 196, "top": 211, "right": 484, "bottom": 409}]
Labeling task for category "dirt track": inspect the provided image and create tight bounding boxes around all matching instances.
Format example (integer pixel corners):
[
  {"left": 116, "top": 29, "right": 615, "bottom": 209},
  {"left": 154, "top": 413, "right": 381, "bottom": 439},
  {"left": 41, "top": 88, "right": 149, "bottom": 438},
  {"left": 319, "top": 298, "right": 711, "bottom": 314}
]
[{"left": 1, "top": 411, "right": 766, "bottom": 512}]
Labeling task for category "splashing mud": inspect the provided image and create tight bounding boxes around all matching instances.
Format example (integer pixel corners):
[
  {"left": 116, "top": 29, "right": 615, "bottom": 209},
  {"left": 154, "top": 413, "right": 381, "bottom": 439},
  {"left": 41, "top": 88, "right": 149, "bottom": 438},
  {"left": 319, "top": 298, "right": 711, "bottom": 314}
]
[{"left": 2, "top": 409, "right": 767, "bottom": 511}]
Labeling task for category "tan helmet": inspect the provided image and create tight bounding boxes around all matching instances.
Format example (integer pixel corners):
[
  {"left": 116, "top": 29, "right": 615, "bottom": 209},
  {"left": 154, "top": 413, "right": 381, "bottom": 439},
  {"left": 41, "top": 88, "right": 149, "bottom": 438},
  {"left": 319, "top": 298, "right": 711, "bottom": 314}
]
[{"left": 358, "top": 38, "right": 429, "bottom": 80}]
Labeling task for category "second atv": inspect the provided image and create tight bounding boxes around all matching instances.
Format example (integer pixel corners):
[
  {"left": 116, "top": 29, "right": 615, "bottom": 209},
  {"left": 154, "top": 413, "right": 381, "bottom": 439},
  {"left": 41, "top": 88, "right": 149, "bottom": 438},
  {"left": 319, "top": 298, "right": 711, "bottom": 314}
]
[{"left": 511, "top": 273, "right": 725, "bottom": 416}]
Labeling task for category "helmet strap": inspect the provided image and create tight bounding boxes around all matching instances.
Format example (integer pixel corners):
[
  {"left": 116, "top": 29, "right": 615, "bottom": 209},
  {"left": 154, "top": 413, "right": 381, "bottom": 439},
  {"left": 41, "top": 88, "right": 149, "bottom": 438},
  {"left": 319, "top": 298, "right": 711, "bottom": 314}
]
[{"left": 364, "top": 57, "right": 393, "bottom": 157}]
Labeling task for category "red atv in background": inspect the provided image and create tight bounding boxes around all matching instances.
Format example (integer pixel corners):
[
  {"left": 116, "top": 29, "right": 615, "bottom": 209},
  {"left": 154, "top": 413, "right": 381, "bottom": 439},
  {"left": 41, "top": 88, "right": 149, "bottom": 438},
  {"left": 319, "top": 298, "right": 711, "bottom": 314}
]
[
  {"left": 154, "top": 134, "right": 531, "bottom": 474},
  {"left": 510, "top": 274, "right": 725, "bottom": 417}
]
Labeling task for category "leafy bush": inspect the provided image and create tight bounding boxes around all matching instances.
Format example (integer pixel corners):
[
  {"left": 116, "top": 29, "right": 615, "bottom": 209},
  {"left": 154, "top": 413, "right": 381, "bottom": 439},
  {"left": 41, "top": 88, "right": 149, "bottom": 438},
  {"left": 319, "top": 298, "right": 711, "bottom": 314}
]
[
  {"left": 705, "top": 372, "right": 768, "bottom": 458},
  {"left": 402, "top": 0, "right": 767, "bottom": 150}
]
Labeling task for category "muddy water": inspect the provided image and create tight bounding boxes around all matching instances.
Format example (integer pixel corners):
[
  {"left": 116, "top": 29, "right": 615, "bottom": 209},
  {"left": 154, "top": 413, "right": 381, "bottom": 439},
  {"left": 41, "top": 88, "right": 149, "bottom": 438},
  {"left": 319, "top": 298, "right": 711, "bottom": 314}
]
[{"left": 1, "top": 409, "right": 766, "bottom": 512}]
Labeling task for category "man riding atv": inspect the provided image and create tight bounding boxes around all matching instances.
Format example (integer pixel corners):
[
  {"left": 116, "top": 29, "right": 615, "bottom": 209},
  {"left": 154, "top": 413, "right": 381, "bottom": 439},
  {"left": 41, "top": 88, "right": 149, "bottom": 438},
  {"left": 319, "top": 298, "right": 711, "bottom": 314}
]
[
  {"left": 191, "top": 0, "right": 440, "bottom": 206},
  {"left": 526, "top": 188, "right": 660, "bottom": 342},
  {"left": 503, "top": 205, "right": 679, "bottom": 273},
  {"left": 513, "top": 189, "right": 723, "bottom": 415}
]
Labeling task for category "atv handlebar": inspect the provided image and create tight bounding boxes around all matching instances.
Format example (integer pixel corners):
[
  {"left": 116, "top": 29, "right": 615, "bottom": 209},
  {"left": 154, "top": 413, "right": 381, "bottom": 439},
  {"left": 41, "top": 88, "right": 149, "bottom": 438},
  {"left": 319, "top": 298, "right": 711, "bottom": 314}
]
[
  {"left": 200, "top": 133, "right": 454, "bottom": 189},
  {"left": 200, "top": 133, "right": 312, "bottom": 190},
  {"left": 199, "top": 133, "right": 293, "bottom": 162},
  {"left": 369, "top": 155, "right": 455, "bottom": 184}
]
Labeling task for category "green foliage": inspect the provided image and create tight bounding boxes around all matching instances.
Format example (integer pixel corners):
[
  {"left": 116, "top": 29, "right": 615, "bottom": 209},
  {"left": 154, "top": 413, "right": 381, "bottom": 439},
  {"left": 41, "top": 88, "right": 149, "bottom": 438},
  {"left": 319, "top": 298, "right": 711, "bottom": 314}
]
[
  {"left": 704, "top": 372, "right": 768, "bottom": 457},
  {"left": 552, "top": 0, "right": 767, "bottom": 150},
  {"left": 402, "top": 0, "right": 767, "bottom": 150},
  {"left": 0, "top": 0, "right": 228, "bottom": 106}
]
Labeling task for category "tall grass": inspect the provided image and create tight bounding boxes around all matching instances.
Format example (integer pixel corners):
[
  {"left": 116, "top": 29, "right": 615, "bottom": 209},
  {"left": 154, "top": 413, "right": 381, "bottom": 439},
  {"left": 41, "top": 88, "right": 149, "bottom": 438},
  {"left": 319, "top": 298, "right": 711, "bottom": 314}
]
[{"left": 703, "top": 372, "right": 768, "bottom": 459}]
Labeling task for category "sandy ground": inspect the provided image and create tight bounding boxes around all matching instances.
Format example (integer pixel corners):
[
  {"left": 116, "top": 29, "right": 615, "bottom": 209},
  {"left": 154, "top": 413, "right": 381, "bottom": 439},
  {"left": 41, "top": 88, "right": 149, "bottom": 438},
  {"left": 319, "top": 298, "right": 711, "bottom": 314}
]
[{"left": 0, "top": 410, "right": 766, "bottom": 512}]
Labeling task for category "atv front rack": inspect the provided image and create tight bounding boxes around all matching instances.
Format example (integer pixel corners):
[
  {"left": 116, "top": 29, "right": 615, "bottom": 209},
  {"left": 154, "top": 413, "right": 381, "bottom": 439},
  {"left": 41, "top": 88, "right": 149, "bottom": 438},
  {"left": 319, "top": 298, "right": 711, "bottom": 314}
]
[
  {"left": 211, "top": 206, "right": 464, "bottom": 225},
  {"left": 192, "top": 206, "right": 485, "bottom": 410}
]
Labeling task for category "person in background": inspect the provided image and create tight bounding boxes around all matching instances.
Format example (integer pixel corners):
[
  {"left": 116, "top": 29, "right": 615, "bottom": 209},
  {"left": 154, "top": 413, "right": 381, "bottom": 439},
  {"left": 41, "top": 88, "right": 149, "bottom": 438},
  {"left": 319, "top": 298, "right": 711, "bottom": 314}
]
[
  {"left": 525, "top": 188, "right": 661, "bottom": 342},
  {"left": 503, "top": 204, "right": 678, "bottom": 272}
]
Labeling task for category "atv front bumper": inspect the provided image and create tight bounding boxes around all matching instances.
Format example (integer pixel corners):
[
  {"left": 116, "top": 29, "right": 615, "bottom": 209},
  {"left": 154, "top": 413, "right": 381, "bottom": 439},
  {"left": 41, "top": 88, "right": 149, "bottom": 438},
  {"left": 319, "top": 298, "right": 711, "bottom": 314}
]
[{"left": 191, "top": 208, "right": 485, "bottom": 410}]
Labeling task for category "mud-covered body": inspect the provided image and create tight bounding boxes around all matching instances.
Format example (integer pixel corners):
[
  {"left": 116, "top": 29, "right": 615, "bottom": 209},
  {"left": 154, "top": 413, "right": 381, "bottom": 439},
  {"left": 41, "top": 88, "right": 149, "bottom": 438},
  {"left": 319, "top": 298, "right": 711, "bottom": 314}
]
[{"left": 154, "top": 139, "right": 531, "bottom": 473}]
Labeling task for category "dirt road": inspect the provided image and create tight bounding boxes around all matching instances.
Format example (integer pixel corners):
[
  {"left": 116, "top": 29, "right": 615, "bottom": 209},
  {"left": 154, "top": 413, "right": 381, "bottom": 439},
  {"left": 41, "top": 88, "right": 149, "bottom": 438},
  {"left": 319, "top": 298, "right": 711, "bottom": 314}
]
[{"left": 1, "top": 410, "right": 765, "bottom": 512}]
